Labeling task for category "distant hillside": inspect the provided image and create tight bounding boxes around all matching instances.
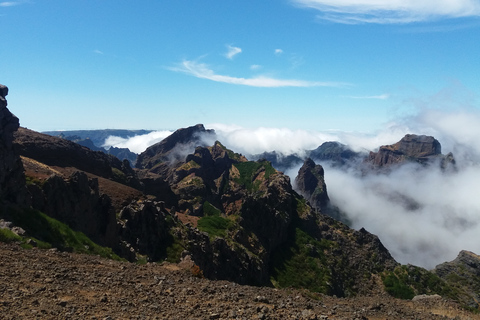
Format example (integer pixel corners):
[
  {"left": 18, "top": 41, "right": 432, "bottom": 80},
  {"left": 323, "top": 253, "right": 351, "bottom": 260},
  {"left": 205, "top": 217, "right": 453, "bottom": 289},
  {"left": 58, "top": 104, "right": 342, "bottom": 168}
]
[{"left": 43, "top": 129, "right": 153, "bottom": 147}]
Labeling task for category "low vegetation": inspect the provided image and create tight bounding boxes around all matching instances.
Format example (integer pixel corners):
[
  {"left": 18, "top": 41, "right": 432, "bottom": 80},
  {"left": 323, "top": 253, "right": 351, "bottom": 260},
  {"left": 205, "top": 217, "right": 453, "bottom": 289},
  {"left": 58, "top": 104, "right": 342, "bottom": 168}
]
[
  {"left": 271, "top": 227, "right": 333, "bottom": 294},
  {"left": 3, "top": 206, "right": 122, "bottom": 260},
  {"left": 382, "top": 265, "right": 461, "bottom": 301}
]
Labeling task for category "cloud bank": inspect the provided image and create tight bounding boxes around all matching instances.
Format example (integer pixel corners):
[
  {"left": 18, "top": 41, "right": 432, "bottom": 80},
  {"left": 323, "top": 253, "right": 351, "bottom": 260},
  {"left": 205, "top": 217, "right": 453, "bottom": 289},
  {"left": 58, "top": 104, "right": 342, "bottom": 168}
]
[
  {"left": 170, "top": 60, "right": 346, "bottom": 88},
  {"left": 103, "top": 130, "right": 172, "bottom": 154},
  {"left": 292, "top": 0, "right": 480, "bottom": 24}
]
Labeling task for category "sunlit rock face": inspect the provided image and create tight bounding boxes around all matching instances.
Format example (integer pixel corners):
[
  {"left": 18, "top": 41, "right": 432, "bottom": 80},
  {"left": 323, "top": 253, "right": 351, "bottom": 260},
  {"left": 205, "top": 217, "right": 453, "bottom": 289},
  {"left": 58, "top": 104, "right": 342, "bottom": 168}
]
[{"left": 367, "top": 134, "right": 444, "bottom": 168}]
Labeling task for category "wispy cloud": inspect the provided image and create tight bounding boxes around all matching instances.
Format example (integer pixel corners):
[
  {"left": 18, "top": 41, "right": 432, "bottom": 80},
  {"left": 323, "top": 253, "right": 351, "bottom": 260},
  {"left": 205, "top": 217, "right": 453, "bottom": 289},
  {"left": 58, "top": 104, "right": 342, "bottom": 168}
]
[
  {"left": 93, "top": 49, "right": 104, "bottom": 55},
  {"left": 346, "top": 93, "right": 390, "bottom": 100},
  {"left": 225, "top": 45, "right": 242, "bottom": 60},
  {"left": 292, "top": 0, "right": 480, "bottom": 24},
  {"left": 275, "top": 49, "right": 284, "bottom": 55},
  {"left": 169, "top": 59, "right": 347, "bottom": 88},
  {"left": 250, "top": 64, "right": 262, "bottom": 70},
  {"left": 0, "top": 1, "right": 21, "bottom": 6}
]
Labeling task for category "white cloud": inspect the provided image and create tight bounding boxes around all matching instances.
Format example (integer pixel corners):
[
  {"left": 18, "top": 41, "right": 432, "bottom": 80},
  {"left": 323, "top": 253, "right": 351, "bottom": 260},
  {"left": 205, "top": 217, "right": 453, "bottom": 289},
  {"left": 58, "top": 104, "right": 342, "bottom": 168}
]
[
  {"left": 103, "top": 130, "right": 173, "bottom": 154},
  {"left": 93, "top": 49, "right": 104, "bottom": 55},
  {"left": 250, "top": 64, "right": 262, "bottom": 70},
  {"left": 169, "top": 60, "right": 347, "bottom": 88},
  {"left": 292, "top": 0, "right": 480, "bottom": 24},
  {"left": 275, "top": 49, "right": 284, "bottom": 55},
  {"left": 0, "top": 1, "right": 19, "bottom": 6},
  {"left": 346, "top": 93, "right": 390, "bottom": 100},
  {"left": 225, "top": 45, "right": 242, "bottom": 60}
]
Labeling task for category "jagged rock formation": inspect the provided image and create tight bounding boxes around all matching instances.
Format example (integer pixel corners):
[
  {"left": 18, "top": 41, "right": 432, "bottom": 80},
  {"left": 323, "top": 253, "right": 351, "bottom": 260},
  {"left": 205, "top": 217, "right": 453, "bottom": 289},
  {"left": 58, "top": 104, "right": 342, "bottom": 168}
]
[
  {"left": 134, "top": 128, "right": 399, "bottom": 294},
  {"left": 367, "top": 134, "right": 455, "bottom": 169},
  {"left": 0, "top": 84, "right": 28, "bottom": 205},
  {"left": 28, "top": 171, "right": 118, "bottom": 248},
  {"left": 136, "top": 124, "right": 215, "bottom": 170},
  {"left": 295, "top": 158, "right": 329, "bottom": 209}
]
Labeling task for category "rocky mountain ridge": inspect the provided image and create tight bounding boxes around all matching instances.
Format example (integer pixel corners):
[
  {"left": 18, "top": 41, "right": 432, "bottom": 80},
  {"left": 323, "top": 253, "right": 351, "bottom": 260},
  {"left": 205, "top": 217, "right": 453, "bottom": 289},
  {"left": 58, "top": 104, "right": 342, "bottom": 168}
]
[{"left": 1, "top": 84, "right": 479, "bottom": 313}]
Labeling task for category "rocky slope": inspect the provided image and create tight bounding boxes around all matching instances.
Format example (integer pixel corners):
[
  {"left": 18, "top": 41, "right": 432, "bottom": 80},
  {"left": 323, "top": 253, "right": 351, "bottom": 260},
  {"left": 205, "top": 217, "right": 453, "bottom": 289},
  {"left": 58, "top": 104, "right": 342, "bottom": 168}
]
[
  {"left": 434, "top": 250, "right": 480, "bottom": 309},
  {"left": 2, "top": 242, "right": 478, "bottom": 320},
  {"left": 14, "top": 127, "right": 140, "bottom": 189}
]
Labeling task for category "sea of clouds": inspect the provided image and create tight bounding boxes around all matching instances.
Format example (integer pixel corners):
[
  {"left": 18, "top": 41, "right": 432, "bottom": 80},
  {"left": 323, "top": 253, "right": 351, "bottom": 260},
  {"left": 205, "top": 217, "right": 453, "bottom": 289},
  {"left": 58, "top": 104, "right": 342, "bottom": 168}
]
[{"left": 102, "top": 104, "right": 480, "bottom": 270}]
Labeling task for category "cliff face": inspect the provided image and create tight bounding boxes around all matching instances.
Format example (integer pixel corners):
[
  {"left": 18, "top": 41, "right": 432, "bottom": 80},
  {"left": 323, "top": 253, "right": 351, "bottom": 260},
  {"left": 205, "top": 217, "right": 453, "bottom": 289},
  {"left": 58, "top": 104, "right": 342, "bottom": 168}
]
[
  {"left": 295, "top": 158, "right": 329, "bottom": 210},
  {"left": 367, "top": 134, "right": 445, "bottom": 168},
  {"left": 0, "top": 85, "right": 28, "bottom": 205},
  {"left": 29, "top": 171, "right": 119, "bottom": 248}
]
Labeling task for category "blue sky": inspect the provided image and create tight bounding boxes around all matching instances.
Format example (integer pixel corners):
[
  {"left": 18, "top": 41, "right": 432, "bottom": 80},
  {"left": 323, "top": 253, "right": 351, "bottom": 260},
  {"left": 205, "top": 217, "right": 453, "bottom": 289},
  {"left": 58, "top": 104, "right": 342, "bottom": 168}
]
[{"left": 1, "top": 0, "right": 479, "bottom": 132}]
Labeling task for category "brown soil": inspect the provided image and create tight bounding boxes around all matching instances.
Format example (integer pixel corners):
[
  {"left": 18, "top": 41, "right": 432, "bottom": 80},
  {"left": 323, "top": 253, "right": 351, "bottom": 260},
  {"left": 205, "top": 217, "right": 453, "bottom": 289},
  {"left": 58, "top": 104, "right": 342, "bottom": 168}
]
[
  {"left": 0, "top": 243, "right": 477, "bottom": 320},
  {"left": 21, "top": 156, "right": 145, "bottom": 212}
]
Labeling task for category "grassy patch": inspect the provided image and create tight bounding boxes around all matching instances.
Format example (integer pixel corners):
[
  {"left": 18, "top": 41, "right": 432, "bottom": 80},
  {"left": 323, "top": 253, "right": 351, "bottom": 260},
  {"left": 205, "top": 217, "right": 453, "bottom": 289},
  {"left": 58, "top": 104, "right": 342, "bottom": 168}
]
[
  {"left": 6, "top": 207, "right": 122, "bottom": 260},
  {"left": 0, "top": 228, "right": 22, "bottom": 243},
  {"left": 203, "top": 201, "right": 222, "bottom": 217},
  {"left": 233, "top": 160, "right": 276, "bottom": 192},
  {"left": 270, "top": 227, "right": 333, "bottom": 294},
  {"left": 197, "top": 215, "right": 235, "bottom": 238}
]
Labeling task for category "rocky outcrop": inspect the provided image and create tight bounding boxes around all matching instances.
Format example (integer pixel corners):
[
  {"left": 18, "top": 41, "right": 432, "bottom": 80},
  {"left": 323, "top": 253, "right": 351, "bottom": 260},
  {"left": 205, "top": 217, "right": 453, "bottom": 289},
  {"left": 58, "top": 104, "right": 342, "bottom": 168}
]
[
  {"left": 0, "top": 84, "right": 28, "bottom": 205},
  {"left": 136, "top": 124, "right": 215, "bottom": 170},
  {"left": 367, "top": 134, "right": 446, "bottom": 168},
  {"left": 295, "top": 158, "right": 329, "bottom": 210},
  {"left": 118, "top": 200, "right": 176, "bottom": 261},
  {"left": 29, "top": 171, "right": 118, "bottom": 248}
]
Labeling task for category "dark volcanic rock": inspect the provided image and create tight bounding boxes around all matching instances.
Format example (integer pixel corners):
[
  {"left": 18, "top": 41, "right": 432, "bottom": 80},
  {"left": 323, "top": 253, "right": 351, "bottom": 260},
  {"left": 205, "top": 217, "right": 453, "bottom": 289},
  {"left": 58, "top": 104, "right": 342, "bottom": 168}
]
[
  {"left": 295, "top": 158, "right": 329, "bottom": 210},
  {"left": 31, "top": 171, "right": 118, "bottom": 248},
  {"left": 0, "top": 84, "right": 28, "bottom": 205},
  {"left": 368, "top": 134, "right": 443, "bottom": 168},
  {"left": 136, "top": 124, "right": 215, "bottom": 170}
]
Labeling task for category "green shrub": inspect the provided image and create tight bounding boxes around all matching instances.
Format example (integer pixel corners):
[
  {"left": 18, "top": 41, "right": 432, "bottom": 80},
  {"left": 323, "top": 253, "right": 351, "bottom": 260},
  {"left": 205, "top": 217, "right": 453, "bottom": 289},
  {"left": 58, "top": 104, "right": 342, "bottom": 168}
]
[
  {"left": 382, "top": 271, "right": 415, "bottom": 299},
  {"left": 271, "top": 228, "right": 333, "bottom": 294},
  {"left": 197, "top": 215, "right": 234, "bottom": 238}
]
